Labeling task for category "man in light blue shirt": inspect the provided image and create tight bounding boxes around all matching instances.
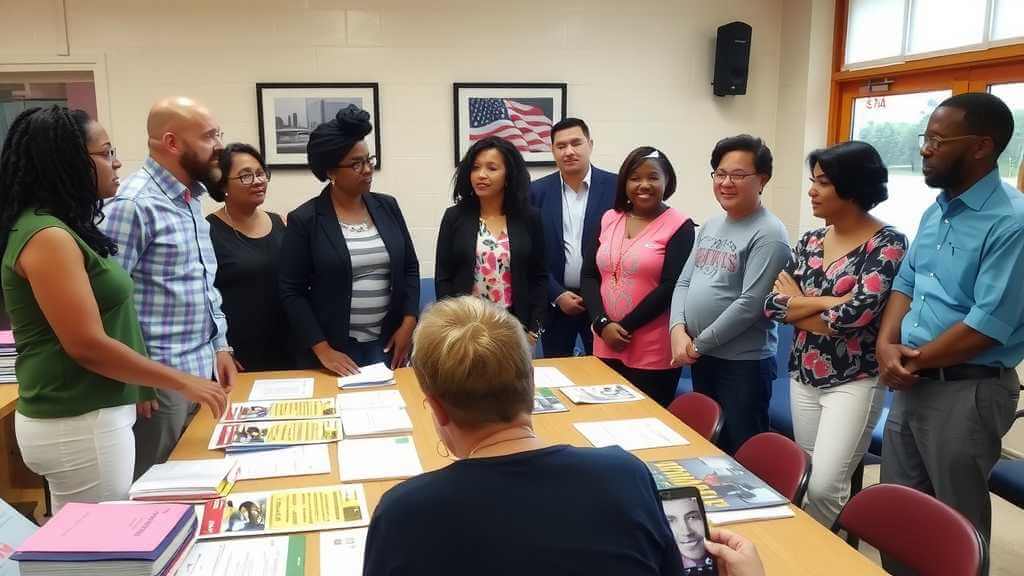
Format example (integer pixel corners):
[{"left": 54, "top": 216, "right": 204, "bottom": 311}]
[
  {"left": 877, "top": 92, "right": 1024, "bottom": 561},
  {"left": 100, "top": 97, "right": 237, "bottom": 478}
]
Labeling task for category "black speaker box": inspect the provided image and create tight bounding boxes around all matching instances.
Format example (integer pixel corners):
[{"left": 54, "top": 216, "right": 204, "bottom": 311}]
[{"left": 713, "top": 21, "right": 752, "bottom": 97}]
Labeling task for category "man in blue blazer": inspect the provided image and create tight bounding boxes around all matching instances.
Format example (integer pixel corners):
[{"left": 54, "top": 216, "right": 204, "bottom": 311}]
[{"left": 529, "top": 118, "right": 617, "bottom": 357}]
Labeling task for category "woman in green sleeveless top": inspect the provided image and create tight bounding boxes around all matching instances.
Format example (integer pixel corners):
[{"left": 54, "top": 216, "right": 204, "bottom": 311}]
[{"left": 0, "top": 106, "right": 228, "bottom": 513}]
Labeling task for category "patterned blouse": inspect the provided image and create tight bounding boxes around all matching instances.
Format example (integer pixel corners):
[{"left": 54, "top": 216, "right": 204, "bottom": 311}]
[
  {"left": 472, "top": 219, "right": 513, "bottom": 308},
  {"left": 763, "top": 226, "right": 908, "bottom": 388}
]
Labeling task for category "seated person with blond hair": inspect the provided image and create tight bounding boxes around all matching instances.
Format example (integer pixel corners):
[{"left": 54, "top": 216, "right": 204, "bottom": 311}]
[{"left": 362, "top": 296, "right": 684, "bottom": 575}]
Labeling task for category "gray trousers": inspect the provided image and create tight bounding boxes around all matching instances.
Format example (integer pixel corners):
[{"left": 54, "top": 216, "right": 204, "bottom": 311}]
[
  {"left": 880, "top": 369, "right": 1019, "bottom": 571},
  {"left": 132, "top": 386, "right": 197, "bottom": 480}
]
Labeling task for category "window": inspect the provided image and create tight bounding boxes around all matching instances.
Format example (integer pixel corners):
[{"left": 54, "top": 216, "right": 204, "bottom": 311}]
[
  {"left": 845, "top": 0, "right": 1024, "bottom": 68},
  {"left": 0, "top": 71, "right": 97, "bottom": 155}
]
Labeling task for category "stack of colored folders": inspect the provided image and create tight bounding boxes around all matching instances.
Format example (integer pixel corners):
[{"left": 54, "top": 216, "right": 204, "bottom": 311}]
[{"left": 11, "top": 502, "right": 197, "bottom": 576}]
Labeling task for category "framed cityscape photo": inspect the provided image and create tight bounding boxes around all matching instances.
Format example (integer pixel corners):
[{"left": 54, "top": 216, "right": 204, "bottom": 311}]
[
  {"left": 256, "top": 82, "right": 381, "bottom": 169},
  {"left": 453, "top": 82, "right": 567, "bottom": 167}
]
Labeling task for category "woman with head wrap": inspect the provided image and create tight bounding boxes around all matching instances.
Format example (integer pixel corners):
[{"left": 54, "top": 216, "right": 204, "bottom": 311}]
[{"left": 279, "top": 105, "right": 420, "bottom": 373}]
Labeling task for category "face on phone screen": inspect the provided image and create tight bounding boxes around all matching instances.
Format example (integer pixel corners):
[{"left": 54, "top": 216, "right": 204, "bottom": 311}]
[{"left": 661, "top": 496, "right": 717, "bottom": 575}]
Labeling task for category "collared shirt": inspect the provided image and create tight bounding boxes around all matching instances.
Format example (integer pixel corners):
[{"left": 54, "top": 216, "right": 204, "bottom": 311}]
[
  {"left": 99, "top": 156, "right": 229, "bottom": 378},
  {"left": 561, "top": 165, "right": 592, "bottom": 289},
  {"left": 892, "top": 169, "right": 1024, "bottom": 367}
]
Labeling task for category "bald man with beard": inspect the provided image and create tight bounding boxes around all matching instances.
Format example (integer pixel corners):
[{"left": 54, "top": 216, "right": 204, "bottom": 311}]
[{"left": 99, "top": 97, "right": 237, "bottom": 478}]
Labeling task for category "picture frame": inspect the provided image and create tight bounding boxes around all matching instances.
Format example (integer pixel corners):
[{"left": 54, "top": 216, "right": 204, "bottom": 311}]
[
  {"left": 452, "top": 82, "right": 567, "bottom": 167},
  {"left": 256, "top": 82, "right": 381, "bottom": 169}
]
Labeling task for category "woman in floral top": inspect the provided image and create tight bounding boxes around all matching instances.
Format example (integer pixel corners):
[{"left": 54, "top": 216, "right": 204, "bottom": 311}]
[
  {"left": 435, "top": 136, "right": 547, "bottom": 341},
  {"left": 763, "top": 141, "right": 907, "bottom": 528}
]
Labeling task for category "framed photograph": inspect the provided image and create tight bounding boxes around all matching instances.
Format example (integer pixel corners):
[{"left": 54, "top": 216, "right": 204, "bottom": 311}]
[
  {"left": 256, "top": 83, "right": 381, "bottom": 169},
  {"left": 453, "top": 82, "right": 567, "bottom": 167}
]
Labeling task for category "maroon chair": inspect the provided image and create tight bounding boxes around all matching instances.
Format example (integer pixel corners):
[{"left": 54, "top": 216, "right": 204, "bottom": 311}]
[
  {"left": 836, "top": 483, "right": 987, "bottom": 576},
  {"left": 733, "top": 432, "right": 811, "bottom": 503},
  {"left": 667, "top": 392, "right": 724, "bottom": 445}
]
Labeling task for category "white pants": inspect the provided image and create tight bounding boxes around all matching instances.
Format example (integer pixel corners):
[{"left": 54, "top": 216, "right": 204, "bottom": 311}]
[
  {"left": 791, "top": 375, "right": 884, "bottom": 528},
  {"left": 15, "top": 404, "right": 136, "bottom": 514}
]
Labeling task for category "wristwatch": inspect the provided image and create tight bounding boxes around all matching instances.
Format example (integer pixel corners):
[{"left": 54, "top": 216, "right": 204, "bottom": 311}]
[
  {"left": 216, "top": 346, "right": 235, "bottom": 354},
  {"left": 593, "top": 315, "right": 611, "bottom": 334}
]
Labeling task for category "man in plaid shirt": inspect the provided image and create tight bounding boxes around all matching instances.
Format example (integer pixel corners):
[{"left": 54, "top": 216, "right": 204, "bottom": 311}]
[{"left": 100, "top": 96, "right": 237, "bottom": 478}]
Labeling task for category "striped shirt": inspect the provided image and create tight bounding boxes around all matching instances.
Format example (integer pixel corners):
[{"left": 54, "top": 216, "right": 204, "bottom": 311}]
[
  {"left": 99, "top": 157, "right": 229, "bottom": 378},
  {"left": 341, "top": 223, "right": 391, "bottom": 342}
]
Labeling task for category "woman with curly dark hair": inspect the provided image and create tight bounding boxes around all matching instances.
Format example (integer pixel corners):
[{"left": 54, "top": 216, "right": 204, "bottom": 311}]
[
  {"left": 0, "top": 106, "right": 226, "bottom": 512},
  {"left": 434, "top": 136, "right": 548, "bottom": 342},
  {"left": 279, "top": 105, "right": 420, "bottom": 374}
]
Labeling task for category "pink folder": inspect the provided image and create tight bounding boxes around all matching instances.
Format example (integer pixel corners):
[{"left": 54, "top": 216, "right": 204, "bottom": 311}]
[{"left": 16, "top": 503, "right": 190, "bottom": 554}]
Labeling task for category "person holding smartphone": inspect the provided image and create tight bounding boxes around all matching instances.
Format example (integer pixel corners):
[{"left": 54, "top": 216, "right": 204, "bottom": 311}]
[{"left": 662, "top": 494, "right": 715, "bottom": 571}]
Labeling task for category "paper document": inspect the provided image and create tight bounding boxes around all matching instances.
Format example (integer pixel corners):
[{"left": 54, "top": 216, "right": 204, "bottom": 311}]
[
  {"left": 319, "top": 528, "right": 368, "bottom": 576},
  {"left": 0, "top": 497, "right": 37, "bottom": 576},
  {"left": 533, "top": 366, "right": 575, "bottom": 388},
  {"left": 340, "top": 407, "right": 412, "bottom": 437},
  {"left": 708, "top": 505, "right": 795, "bottom": 526},
  {"left": 225, "top": 444, "right": 332, "bottom": 480},
  {"left": 336, "top": 390, "right": 405, "bottom": 411},
  {"left": 532, "top": 387, "right": 568, "bottom": 414},
  {"left": 223, "top": 398, "right": 336, "bottom": 422},
  {"left": 178, "top": 534, "right": 305, "bottom": 576},
  {"left": 337, "top": 363, "right": 395, "bottom": 388},
  {"left": 574, "top": 418, "right": 689, "bottom": 450},
  {"left": 209, "top": 419, "right": 340, "bottom": 451},
  {"left": 248, "top": 378, "right": 315, "bottom": 401},
  {"left": 196, "top": 485, "right": 370, "bottom": 540},
  {"left": 561, "top": 384, "right": 643, "bottom": 404},
  {"left": 130, "top": 459, "right": 238, "bottom": 502},
  {"left": 339, "top": 436, "right": 423, "bottom": 482}
]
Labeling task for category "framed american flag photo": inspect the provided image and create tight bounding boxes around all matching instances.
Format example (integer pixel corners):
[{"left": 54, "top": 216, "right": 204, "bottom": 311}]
[{"left": 453, "top": 83, "right": 567, "bottom": 167}]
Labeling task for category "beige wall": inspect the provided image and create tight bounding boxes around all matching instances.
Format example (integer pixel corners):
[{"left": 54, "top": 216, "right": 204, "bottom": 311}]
[{"left": 0, "top": 0, "right": 816, "bottom": 276}]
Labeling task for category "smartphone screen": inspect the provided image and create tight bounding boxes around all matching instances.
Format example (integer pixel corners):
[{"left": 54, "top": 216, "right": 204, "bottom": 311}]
[{"left": 659, "top": 489, "right": 718, "bottom": 576}]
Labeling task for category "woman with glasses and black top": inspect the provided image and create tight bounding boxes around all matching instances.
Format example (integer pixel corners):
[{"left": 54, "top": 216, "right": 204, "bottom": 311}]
[
  {"left": 279, "top": 105, "right": 419, "bottom": 374},
  {"left": 206, "top": 143, "right": 291, "bottom": 371}
]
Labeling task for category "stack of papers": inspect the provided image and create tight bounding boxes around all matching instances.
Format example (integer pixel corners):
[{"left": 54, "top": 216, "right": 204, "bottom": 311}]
[
  {"left": 336, "top": 390, "right": 405, "bottom": 411},
  {"left": 561, "top": 384, "right": 644, "bottom": 404},
  {"left": 209, "top": 419, "right": 340, "bottom": 452},
  {"left": 533, "top": 366, "right": 575, "bottom": 388},
  {"left": 338, "top": 436, "right": 423, "bottom": 482},
  {"left": 574, "top": 418, "right": 689, "bottom": 450},
  {"left": 12, "top": 502, "right": 196, "bottom": 576},
  {"left": 0, "top": 331, "right": 16, "bottom": 384},
  {"left": 248, "top": 378, "right": 315, "bottom": 401},
  {"left": 319, "top": 528, "right": 367, "bottom": 576},
  {"left": 197, "top": 485, "right": 370, "bottom": 539},
  {"left": 178, "top": 535, "right": 305, "bottom": 576},
  {"left": 533, "top": 388, "right": 568, "bottom": 414},
  {"left": 0, "top": 497, "right": 37, "bottom": 576},
  {"left": 225, "top": 444, "right": 332, "bottom": 480},
  {"left": 339, "top": 407, "right": 412, "bottom": 438},
  {"left": 129, "top": 459, "right": 239, "bottom": 503},
  {"left": 222, "top": 398, "right": 337, "bottom": 422},
  {"left": 337, "top": 363, "right": 395, "bottom": 389}
]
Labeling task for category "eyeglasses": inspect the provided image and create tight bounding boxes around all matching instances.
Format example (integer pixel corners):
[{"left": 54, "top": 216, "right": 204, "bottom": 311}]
[
  {"left": 204, "top": 129, "right": 225, "bottom": 143},
  {"left": 340, "top": 155, "right": 377, "bottom": 171},
  {"left": 89, "top": 148, "right": 117, "bottom": 162},
  {"left": 228, "top": 171, "right": 271, "bottom": 186},
  {"left": 917, "top": 134, "right": 980, "bottom": 151},
  {"left": 711, "top": 171, "right": 758, "bottom": 184}
]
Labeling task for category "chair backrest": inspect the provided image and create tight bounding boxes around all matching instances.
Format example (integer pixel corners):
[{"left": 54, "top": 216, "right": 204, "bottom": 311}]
[
  {"left": 734, "top": 432, "right": 811, "bottom": 503},
  {"left": 837, "top": 483, "right": 987, "bottom": 576},
  {"left": 667, "top": 392, "right": 724, "bottom": 445}
]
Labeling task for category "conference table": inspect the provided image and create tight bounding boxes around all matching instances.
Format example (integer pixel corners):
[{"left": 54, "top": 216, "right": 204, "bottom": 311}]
[{"left": 169, "top": 356, "right": 886, "bottom": 575}]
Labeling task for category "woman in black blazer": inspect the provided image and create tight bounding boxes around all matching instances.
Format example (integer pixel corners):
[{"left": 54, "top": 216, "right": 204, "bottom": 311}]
[
  {"left": 435, "top": 136, "right": 547, "bottom": 342},
  {"left": 279, "top": 105, "right": 419, "bottom": 374}
]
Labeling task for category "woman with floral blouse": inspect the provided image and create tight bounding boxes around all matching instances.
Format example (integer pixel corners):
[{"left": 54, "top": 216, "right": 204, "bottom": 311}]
[
  {"left": 435, "top": 136, "right": 547, "bottom": 342},
  {"left": 764, "top": 141, "right": 907, "bottom": 527}
]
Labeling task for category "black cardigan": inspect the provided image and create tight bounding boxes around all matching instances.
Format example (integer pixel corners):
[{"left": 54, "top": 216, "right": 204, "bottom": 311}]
[
  {"left": 434, "top": 203, "right": 548, "bottom": 333},
  {"left": 279, "top": 188, "right": 420, "bottom": 368},
  {"left": 581, "top": 217, "right": 695, "bottom": 333}
]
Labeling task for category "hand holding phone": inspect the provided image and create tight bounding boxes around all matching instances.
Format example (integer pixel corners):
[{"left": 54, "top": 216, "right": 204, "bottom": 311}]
[{"left": 659, "top": 486, "right": 719, "bottom": 575}]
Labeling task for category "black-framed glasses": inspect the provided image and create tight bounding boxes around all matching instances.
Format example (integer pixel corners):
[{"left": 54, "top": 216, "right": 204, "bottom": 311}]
[
  {"left": 228, "top": 171, "right": 271, "bottom": 186},
  {"left": 340, "top": 155, "right": 377, "bottom": 171},
  {"left": 88, "top": 148, "right": 117, "bottom": 162},
  {"left": 917, "top": 133, "right": 980, "bottom": 151},
  {"left": 711, "top": 171, "right": 758, "bottom": 184}
]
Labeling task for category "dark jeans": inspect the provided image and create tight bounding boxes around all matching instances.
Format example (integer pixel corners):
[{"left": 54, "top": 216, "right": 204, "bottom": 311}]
[
  {"left": 345, "top": 338, "right": 389, "bottom": 366},
  {"left": 691, "top": 355, "right": 775, "bottom": 454},
  {"left": 601, "top": 358, "right": 682, "bottom": 408},
  {"left": 541, "top": 299, "right": 594, "bottom": 358}
]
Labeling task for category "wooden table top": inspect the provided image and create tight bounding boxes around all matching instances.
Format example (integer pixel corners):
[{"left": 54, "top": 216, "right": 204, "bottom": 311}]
[
  {"left": 0, "top": 383, "right": 18, "bottom": 419},
  {"left": 169, "top": 356, "right": 885, "bottom": 575}
]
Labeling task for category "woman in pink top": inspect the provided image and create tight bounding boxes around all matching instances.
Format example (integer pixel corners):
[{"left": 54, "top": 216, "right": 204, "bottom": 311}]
[{"left": 581, "top": 147, "right": 696, "bottom": 406}]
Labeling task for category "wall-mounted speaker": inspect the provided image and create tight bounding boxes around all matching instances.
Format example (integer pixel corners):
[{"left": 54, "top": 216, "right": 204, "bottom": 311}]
[{"left": 713, "top": 21, "right": 752, "bottom": 97}]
